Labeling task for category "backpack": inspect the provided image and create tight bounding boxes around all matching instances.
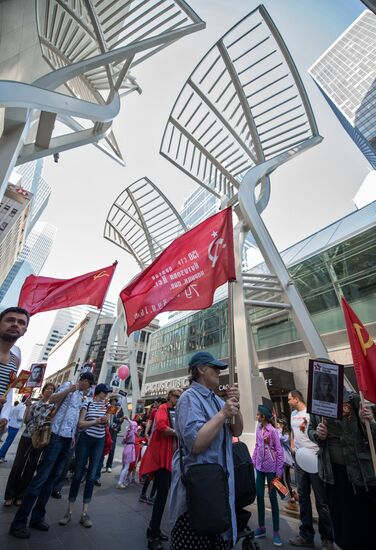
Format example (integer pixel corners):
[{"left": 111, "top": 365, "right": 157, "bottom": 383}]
[{"left": 232, "top": 441, "right": 256, "bottom": 509}]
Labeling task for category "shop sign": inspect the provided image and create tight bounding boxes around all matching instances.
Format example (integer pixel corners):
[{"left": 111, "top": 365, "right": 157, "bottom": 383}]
[{"left": 142, "top": 375, "right": 190, "bottom": 397}]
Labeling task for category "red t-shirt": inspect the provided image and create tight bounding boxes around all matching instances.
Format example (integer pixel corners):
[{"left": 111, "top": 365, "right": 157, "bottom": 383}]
[{"left": 140, "top": 403, "right": 176, "bottom": 475}]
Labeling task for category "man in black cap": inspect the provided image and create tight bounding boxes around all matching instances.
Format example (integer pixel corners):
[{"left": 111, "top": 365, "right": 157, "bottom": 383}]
[{"left": 10, "top": 372, "right": 95, "bottom": 539}]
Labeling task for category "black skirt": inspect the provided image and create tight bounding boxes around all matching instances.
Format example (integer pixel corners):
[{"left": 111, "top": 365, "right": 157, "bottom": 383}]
[{"left": 171, "top": 512, "right": 229, "bottom": 550}]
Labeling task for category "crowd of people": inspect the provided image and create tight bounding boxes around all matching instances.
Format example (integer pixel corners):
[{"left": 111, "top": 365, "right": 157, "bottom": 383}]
[{"left": 1, "top": 306, "right": 376, "bottom": 549}]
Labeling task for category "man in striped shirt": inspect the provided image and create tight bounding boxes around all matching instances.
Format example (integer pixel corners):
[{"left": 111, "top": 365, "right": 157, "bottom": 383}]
[{"left": 0, "top": 307, "right": 30, "bottom": 435}]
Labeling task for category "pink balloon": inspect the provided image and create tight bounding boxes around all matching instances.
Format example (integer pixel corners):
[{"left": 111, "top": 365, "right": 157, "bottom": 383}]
[{"left": 117, "top": 365, "right": 130, "bottom": 380}]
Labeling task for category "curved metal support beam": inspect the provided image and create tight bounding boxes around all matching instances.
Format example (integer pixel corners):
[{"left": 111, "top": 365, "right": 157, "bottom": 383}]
[
  {"left": 232, "top": 220, "right": 269, "bottom": 449},
  {"left": 161, "top": 5, "right": 321, "bottom": 215},
  {"left": 57, "top": 115, "right": 125, "bottom": 166},
  {"left": 17, "top": 121, "right": 113, "bottom": 164},
  {"left": 0, "top": 108, "right": 32, "bottom": 200},
  {"left": 238, "top": 138, "right": 328, "bottom": 360},
  {"left": 104, "top": 177, "right": 187, "bottom": 269},
  {"left": 0, "top": 81, "right": 120, "bottom": 121},
  {"left": 35, "top": 24, "right": 205, "bottom": 92}
]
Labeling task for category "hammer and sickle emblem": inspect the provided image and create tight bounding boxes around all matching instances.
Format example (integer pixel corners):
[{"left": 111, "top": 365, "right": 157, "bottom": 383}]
[
  {"left": 353, "top": 323, "right": 374, "bottom": 356},
  {"left": 208, "top": 237, "right": 225, "bottom": 268},
  {"left": 93, "top": 271, "right": 110, "bottom": 280}
]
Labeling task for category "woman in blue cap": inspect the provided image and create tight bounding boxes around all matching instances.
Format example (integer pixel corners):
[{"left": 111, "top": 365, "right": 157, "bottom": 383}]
[
  {"left": 169, "top": 351, "right": 243, "bottom": 550},
  {"left": 252, "top": 404, "right": 284, "bottom": 546}
]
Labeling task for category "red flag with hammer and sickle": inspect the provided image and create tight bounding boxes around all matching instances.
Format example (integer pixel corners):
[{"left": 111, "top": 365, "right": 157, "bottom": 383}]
[
  {"left": 120, "top": 207, "right": 235, "bottom": 335},
  {"left": 342, "top": 297, "right": 376, "bottom": 404},
  {"left": 18, "top": 263, "right": 117, "bottom": 316}
]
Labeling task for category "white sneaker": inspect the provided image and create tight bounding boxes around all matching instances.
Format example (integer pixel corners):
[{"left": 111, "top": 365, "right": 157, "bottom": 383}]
[
  {"left": 116, "top": 483, "right": 126, "bottom": 489},
  {"left": 106, "top": 467, "right": 112, "bottom": 473}
]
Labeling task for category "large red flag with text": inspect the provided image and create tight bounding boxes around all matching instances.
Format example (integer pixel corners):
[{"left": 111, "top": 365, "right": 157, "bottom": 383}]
[
  {"left": 18, "top": 263, "right": 117, "bottom": 316},
  {"left": 342, "top": 297, "right": 376, "bottom": 403},
  {"left": 120, "top": 208, "right": 235, "bottom": 335}
]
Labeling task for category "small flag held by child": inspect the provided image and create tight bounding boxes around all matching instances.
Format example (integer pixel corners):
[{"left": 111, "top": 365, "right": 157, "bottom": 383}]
[{"left": 271, "top": 477, "right": 289, "bottom": 499}]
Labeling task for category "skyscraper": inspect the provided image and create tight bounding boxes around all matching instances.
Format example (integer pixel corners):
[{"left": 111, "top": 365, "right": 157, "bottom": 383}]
[
  {"left": 0, "top": 184, "right": 32, "bottom": 286},
  {"left": 39, "top": 301, "right": 116, "bottom": 362},
  {"left": 309, "top": 10, "right": 376, "bottom": 168},
  {"left": 0, "top": 159, "right": 53, "bottom": 305},
  {"left": 15, "top": 160, "right": 51, "bottom": 236},
  {"left": 40, "top": 309, "right": 82, "bottom": 362},
  {"left": 0, "top": 221, "right": 57, "bottom": 307}
]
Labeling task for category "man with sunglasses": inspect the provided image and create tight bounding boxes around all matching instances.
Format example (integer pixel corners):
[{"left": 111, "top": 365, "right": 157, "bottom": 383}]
[{"left": 140, "top": 388, "right": 182, "bottom": 549}]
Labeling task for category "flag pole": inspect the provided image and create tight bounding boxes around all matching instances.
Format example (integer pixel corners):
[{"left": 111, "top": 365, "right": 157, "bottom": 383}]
[
  {"left": 80, "top": 261, "right": 118, "bottom": 378},
  {"left": 359, "top": 390, "right": 376, "bottom": 476},
  {"left": 96, "top": 260, "right": 118, "bottom": 325},
  {"left": 227, "top": 280, "right": 236, "bottom": 387}
]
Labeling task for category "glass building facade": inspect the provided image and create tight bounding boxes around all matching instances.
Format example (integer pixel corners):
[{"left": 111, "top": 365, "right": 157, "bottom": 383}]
[
  {"left": 147, "top": 299, "right": 229, "bottom": 378},
  {"left": 145, "top": 201, "right": 376, "bottom": 383}
]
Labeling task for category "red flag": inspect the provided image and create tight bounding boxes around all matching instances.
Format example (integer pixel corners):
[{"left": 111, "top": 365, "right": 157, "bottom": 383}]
[
  {"left": 18, "top": 263, "right": 117, "bottom": 316},
  {"left": 120, "top": 208, "right": 235, "bottom": 335},
  {"left": 341, "top": 297, "right": 376, "bottom": 403}
]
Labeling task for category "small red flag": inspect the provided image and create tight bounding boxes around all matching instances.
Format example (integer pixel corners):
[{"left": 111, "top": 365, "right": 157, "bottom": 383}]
[
  {"left": 341, "top": 297, "right": 376, "bottom": 403},
  {"left": 120, "top": 208, "right": 235, "bottom": 335},
  {"left": 18, "top": 263, "right": 117, "bottom": 316}
]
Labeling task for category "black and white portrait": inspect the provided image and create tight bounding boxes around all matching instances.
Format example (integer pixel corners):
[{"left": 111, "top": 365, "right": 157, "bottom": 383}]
[
  {"left": 308, "top": 359, "right": 344, "bottom": 419},
  {"left": 313, "top": 372, "right": 337, "bottom": 403},
  {"left": 110, "top": 374, "right": 120, "bottom": 388},
  {"left": 27, "top": 363, "right": 46, "bottom": 388}
]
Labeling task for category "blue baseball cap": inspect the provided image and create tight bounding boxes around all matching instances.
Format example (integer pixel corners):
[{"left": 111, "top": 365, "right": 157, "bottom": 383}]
[{"left": 188, "top": 351, "right": 227, "bottom": 370}]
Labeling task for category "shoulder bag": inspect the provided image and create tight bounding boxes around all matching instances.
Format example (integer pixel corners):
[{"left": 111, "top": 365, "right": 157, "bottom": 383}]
[
  {"left": 179, "top": 395, "right": 231, "bottom": 536},
  {"left": 31, "top": 405, "right": 56, "bottom": 450},
  {"left": 31, "top": 422, "right": 52, "bottom": 450},
  {"left": 31, "top": 387, "right": 71, "bottom": 449}
]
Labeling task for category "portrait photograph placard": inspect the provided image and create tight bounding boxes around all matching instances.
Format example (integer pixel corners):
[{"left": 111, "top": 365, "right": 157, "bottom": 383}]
[
  {"left": 26, "top": 363, "right": 46, "bottom": 388},
  {"left": 307, "top": 359, "right": 344, "bottom": 419},
  {"left": 110, "top": 373, "right": 121, "bottom": 388},
  {"left": 11, "top": 370, "right": 31, "bottom": 390}
]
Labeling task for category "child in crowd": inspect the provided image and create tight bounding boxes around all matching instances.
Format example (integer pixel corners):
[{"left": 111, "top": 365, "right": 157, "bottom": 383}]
[
  {"left": 117, "top": 421, "right": 138, "bottom": 489},
  {"left": 276, "top": 418, "right": 299, "bottom": 512},
  {"left": 126, "top": 424, "right": 147, "bottom": 484},
  {"left": 252, "top": 404, "right": 284, "bottom": 547}
]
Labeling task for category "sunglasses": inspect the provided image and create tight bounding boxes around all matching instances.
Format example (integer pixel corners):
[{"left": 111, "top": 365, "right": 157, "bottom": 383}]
[{"left": 171, "top": 393, "right": 180, "bottom": 398}]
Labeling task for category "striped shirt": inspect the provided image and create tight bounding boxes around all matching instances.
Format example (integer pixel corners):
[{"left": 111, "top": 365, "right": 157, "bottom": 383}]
[
  {"left": 0, "top": 352, "right": 18, "bottom": 397},
  {"left": 82, "top": 400, "right": 107, "bottom": 438}
]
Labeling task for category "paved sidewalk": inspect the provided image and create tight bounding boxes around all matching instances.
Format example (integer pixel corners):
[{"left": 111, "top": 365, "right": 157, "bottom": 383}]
[{"left": 0, "top": 434, "right": 333, "bottom": 550}]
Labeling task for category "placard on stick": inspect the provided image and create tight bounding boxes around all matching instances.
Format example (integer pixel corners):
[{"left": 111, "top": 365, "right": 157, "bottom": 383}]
[
  {"left": 25, "top": 363, "right": 46, "bottom": 389},
  {"left": 10, "top": 370, "right": 31, "bottom": 391},
  {"left": 307, "top": 359, "right": 344, "bottom": 419}
]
